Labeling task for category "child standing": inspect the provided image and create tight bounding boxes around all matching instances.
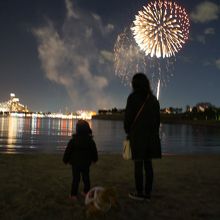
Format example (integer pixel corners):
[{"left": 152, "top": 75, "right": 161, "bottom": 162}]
[{"left": 63, "top": 120, "right": 98, "bottom": 200}]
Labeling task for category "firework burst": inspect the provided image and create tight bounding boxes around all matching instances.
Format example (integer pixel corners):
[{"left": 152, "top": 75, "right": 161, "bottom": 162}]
[
  {"left": 114, "top": 27, "right": 175, "bottom": 95},
  {"left": 131, "top": 0, "right": 190, "bottom": 58},
  {"left": 114, "top": 27, "right": 148, "bottom": 85}
]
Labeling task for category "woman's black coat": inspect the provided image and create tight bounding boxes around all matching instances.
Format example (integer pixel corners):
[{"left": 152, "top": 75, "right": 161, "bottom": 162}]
[{"left": 124, "top": 90, "right": 161, "bottom": 160}]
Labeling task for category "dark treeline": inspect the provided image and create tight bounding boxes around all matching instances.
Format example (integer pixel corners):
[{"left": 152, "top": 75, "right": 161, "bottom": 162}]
[
  {"left": 98, "top": 108, "right": 125, "bottom": 115},
  {"left": 98, "top": 102, "right": 220, "bottom": 121}
]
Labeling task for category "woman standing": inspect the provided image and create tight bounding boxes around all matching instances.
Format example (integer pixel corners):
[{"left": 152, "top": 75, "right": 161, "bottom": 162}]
[{"left": 124, "top": 73, "right": 161, "bottom": 201}]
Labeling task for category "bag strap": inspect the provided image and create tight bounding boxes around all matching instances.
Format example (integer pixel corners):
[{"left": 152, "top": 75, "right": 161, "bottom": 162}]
[{"left": 130, "top": 94, "right": 150, "bottom": 130}]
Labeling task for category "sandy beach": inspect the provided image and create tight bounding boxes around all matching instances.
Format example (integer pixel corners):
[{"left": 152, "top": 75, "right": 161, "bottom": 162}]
[{"left": 0, "top": 154, "right": 220, "bottom": 220}]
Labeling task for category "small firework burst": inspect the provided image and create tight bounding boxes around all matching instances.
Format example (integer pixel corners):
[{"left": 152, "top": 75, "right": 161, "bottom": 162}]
[
  {"left": 114, "top": 27, "right": 148, "bottom": 85},
  {"left": 114, "top": 27, "right": 175, "bottom": 96},
  {"left": 131, "top": 0, "right": 190, "bottom": 58}
]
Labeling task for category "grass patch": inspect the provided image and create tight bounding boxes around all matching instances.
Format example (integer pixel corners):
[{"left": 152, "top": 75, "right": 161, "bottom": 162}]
[{"left": 0, "top": 154, "right": 220, "bottom": 219}]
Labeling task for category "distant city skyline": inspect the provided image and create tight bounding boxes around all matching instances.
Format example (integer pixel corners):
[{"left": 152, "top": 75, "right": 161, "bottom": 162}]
[
  {"left": 0, "top": 0, "right": 220, "bottom": 112},
  {"left": 0, "top": 92, "right": 217, "bottom": 114}
]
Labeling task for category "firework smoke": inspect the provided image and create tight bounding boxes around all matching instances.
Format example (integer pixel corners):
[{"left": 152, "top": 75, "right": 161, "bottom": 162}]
[{"left": 33, "top": 0, "right": 116, "bottom": 110}]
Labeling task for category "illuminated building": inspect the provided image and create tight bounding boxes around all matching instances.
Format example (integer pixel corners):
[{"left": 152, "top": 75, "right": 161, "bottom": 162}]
[
  {"left": 0, "top": 93, "right": 29, "bottom": 113},
  {"left": 1, "top": 94, "right": 96, "bottom": 119}
]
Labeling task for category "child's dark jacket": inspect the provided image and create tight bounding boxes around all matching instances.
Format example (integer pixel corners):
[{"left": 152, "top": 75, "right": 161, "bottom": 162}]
[{"left": 63, "top": 134, "right": 98, "bottom": 166}]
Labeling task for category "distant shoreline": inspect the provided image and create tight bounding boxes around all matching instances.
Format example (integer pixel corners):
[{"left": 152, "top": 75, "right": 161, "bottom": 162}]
[{"left": 92, "top": 114, "right": 220, "bottom": 127}]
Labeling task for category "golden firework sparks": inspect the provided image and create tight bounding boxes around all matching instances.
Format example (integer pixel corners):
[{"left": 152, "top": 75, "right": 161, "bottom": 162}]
[{"left": 131, "top": 0, "right": 190, "bottom": 58}]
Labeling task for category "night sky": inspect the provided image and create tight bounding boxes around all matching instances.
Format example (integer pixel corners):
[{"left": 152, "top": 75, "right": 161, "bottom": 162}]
[{"left": 0, "top": 0, "right": 220, "bottom": 112}]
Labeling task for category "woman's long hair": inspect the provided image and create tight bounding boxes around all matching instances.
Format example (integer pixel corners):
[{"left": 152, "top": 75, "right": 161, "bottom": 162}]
[{"left": 132, "top": 73, "right": 153, "bottom": 95}]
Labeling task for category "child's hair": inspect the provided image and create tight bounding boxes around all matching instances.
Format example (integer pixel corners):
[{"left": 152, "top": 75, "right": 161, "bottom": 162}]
[{"left": 76, "top": 120, "right": 92, "bottom": 135}]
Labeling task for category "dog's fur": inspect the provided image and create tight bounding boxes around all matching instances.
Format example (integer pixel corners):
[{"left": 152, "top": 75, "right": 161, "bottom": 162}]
[{"left": 85, "top": 187, "right": 119, "bottom": 218}]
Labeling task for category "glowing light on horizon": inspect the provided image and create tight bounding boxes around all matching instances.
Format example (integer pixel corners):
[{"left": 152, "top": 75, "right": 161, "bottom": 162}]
[
  {"left": 9, "top": 110, "right": 96, "bottom": 120},
  {"left": 1, "top": 94, "right": 96, "bottom": 120},
  {"left": 131, "top": 0, "right": 190, "bottom": 58}
]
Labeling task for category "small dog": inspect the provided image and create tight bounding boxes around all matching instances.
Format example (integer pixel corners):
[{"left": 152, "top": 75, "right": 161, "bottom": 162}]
[{"left": 85, "top": 186, "right": 119, "bottom": 218}]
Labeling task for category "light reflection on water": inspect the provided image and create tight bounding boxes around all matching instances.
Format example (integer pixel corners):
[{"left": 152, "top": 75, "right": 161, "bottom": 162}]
[{"left": 0, "top": 116, "right": 220, "bottom": 154}]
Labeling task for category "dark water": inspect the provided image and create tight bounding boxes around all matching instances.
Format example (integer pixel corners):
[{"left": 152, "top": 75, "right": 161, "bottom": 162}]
[{"left": 0, "top": 116, "right": 220, "bottom": 154}]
